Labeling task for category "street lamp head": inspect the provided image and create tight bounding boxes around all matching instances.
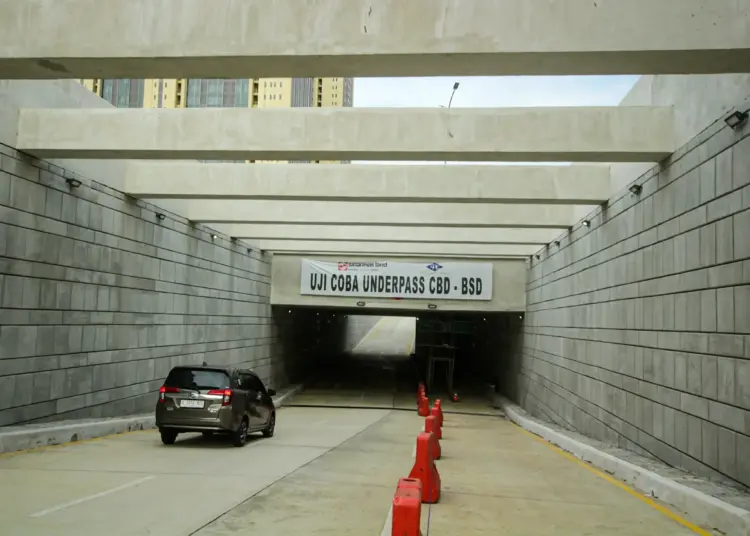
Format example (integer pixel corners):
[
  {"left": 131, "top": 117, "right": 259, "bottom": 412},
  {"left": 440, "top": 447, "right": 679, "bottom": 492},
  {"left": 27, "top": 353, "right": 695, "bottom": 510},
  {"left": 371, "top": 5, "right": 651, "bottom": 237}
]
[
  {"left": 725, "top": 110, "right": 748, "bottom": 130},
  {"left": 453, "top": 82, "right": 460, "bottom": 90}
]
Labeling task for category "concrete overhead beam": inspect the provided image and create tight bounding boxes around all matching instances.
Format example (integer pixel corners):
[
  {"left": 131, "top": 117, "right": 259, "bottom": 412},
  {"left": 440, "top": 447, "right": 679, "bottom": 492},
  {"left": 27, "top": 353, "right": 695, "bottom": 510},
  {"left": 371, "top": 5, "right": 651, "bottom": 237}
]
[
  {"left": 2, "top": 0, "right": 749, "bottom": 78},
  {"left": 260, "top": 240, "right": 538, "bottom": 258},
  {"left": 17, "top": 107, "right": 675, "bottom": 162},
  {"left": 175, "top": 200, "right": 584, "bottom": 228},
  {"left": 218, "top": 224, "right": 559, "bottom": 245},
  {"left": 125, "top": 162, "right": 611, "bottom": 204}
]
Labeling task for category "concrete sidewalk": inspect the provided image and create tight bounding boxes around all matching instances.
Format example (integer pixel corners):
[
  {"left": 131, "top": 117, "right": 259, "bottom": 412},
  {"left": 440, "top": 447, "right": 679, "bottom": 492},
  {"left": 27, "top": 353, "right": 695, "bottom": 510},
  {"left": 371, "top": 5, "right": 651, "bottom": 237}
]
[
  {"left": 498, "top": 399, "right": 750, "bottom": 536},
  {"left": 0, "top": 384, "right": 303, "bottom": 454},
  {"left": 420, "top": 413, "right": 708, "bottom": 535}
]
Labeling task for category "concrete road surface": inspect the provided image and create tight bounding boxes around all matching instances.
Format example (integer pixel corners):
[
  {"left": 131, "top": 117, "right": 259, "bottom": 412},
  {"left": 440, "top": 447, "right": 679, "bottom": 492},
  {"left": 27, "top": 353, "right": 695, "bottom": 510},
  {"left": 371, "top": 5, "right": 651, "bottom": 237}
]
[
  {"left": 0, "top": 408, "right": 703, "bottom": 535},
  {"left": 0, "top": 316, "right": 707, "bottom": 535}
]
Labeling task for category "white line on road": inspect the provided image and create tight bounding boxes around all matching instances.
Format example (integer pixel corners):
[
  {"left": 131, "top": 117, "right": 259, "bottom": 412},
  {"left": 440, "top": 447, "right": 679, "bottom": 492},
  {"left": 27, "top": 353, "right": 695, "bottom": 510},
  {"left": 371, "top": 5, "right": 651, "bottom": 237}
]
[
  {"left": 29, "top": 475, "right": 155, "bottom": 518},
  {"left": 380, "top": 504, "right": 393, "bottom": 536}
]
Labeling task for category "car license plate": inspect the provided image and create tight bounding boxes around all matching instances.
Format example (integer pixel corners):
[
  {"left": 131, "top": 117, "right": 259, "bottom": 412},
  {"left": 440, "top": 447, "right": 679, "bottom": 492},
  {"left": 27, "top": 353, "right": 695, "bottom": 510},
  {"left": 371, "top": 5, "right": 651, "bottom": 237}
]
[{"left": 180, "top": 400, "right": 204, "bottom": 408}]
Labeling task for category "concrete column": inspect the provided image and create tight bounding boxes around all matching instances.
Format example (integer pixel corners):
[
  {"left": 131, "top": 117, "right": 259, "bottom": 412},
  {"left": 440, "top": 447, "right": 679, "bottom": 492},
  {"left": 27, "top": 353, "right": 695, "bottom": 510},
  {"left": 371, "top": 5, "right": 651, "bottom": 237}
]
[
  {"left": 173, "top": 200, "right": 586, "bottom": 228},
  {"left": 124, "top": 162, "right": 612, "bottom": 204},
  {"left": 16, "top": 107, "right": 675, "bottom": 162},
  {"left": 257, "top": 240, "right": 540, "bottom": 257},
  {"left": 217, "top": 224, "right": 560, "bottom": 245},
  {"left": 2, "top": 0, "right": 749, "bottom": 78}
]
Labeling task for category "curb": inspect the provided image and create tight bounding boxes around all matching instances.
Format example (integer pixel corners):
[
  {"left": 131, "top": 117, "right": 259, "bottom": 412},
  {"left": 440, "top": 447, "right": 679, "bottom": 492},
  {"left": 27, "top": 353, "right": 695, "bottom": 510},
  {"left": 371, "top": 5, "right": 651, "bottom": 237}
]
[
  {"left": 0, "top": 384, "right": 305, "bottom": 455},
  {"left": 498, "top": 397, "right": 750, "bottom": 536},
  {"left": 271, "top": 383, "right": 304, "bottom": 408}
]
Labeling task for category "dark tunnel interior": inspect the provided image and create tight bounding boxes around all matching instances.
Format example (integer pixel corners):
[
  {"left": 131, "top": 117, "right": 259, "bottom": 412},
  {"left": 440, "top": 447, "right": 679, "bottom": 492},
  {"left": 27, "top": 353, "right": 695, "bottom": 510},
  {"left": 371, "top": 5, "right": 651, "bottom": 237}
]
[{"left": 271, "top": 306, "right": 525, "bottom": 411}]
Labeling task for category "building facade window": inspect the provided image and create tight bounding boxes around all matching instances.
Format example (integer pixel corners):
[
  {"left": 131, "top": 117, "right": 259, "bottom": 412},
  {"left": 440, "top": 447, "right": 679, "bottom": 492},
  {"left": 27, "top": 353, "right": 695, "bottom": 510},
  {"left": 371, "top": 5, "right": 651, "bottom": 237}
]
[{"left": 100, "top": 79, "right": 145, "bottom": 108}]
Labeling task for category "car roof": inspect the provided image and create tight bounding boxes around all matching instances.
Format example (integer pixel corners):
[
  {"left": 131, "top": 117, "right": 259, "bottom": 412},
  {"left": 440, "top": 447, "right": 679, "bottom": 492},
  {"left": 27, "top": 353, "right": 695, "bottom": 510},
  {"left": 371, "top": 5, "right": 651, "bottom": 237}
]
[{"left": 168, "top": 365, "right": 257, "bottom": 376}]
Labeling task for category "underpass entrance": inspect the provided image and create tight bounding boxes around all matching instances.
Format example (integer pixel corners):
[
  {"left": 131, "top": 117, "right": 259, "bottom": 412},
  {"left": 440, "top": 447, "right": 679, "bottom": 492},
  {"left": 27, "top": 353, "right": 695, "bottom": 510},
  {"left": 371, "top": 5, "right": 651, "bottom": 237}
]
[{"left": 282, "top": 309, "right": 522, "bottom": 416}]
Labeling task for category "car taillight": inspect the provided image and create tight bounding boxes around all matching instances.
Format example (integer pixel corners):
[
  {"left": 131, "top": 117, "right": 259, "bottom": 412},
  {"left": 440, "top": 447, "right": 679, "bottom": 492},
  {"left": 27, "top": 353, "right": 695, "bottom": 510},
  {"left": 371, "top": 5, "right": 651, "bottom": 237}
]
[
  {"left": 159, "top": 385, "right": 179, "bottom": 402},
  {"left": 208, "top": 389, "right": 232, "bottom": 406}
]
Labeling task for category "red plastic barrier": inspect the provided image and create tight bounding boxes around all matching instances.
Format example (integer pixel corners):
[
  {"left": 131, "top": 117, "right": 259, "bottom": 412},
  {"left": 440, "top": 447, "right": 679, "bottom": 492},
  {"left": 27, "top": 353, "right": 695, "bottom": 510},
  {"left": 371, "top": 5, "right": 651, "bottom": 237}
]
[
  {"left": 424, "top": 416, "right": 441, "bottom": 459},
  {"left": 398, "top": 477, "right": 422, "bottom": 492},
  {"left": 429, "top": 406, "right": 442, "bottom": 439},
  {"left": 392, "top": 485, "right": 422, "bottom": 536},
  {"left": 408, "top": 432, "right": 441, "bottom": 504},
  {"left": 433, "top": 399, "right": 444, "bottom": 427},
  {"left": 417, "top": 395, "right": 430, "bottom": 417}
]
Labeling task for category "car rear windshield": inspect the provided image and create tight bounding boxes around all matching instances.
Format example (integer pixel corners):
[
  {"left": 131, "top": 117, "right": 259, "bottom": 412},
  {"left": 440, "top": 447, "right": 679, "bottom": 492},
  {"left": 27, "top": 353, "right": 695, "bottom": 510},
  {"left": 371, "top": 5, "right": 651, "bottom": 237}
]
[{"left": 164, "top": 368, "right": 231, "bottom": 390}]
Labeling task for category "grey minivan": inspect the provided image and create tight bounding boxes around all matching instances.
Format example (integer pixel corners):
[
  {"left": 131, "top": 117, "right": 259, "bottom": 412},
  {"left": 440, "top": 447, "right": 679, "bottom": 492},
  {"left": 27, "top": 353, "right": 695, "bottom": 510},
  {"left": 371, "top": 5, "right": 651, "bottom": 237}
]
[{"left": 155, "top": 365, "right": 277, "bottom": 447}]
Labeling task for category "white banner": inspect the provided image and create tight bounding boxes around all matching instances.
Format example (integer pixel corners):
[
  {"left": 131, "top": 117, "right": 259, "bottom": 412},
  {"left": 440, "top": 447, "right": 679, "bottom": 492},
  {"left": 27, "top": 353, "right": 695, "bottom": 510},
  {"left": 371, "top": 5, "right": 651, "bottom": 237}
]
[{"left": 300, "top": 259, "right": 493, "bottom": 301}]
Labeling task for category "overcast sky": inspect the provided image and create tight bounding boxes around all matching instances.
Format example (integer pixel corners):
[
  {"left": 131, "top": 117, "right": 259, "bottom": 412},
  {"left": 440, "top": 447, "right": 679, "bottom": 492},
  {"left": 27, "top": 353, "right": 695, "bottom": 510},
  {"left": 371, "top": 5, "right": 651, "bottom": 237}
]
[
  {"left": 351, "top": 75, "right": 639, "bottom": 165},
  {"left": 353, "top": 75, "right": 639, "bottom": 108}
]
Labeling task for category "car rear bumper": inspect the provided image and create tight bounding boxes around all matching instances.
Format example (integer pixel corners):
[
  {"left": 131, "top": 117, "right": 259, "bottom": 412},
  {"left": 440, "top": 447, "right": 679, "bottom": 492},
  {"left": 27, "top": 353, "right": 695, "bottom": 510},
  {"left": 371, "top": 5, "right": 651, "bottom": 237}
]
[
  {"left": 155, "top": 406, "right": 236, "bottom": 432},
  {"left": 158, "top": 423, "right": 229, "bottom": 433}
]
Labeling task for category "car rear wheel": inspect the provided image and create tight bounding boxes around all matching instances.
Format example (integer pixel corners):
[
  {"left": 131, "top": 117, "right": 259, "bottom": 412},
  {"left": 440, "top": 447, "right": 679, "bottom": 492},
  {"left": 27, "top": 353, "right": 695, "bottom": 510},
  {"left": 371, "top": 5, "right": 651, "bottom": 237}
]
[
  {"left": 232, "top": 418, "right": 249, "bottom": 447},
  {"left": 262, "top": 412, "right": 276, "bottom": 438},
  {"left": 160, "top": 429, "right": 178, "bottom": 445}
]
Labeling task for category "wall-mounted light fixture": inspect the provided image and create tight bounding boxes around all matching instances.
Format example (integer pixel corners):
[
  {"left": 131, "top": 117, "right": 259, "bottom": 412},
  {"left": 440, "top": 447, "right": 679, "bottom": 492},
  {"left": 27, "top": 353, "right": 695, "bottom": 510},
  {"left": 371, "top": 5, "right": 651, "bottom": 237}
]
[
  {"left": 211, "top": 234, "right": 218, "bottom": 240},
  {"left": 356, "top": 301, "right": 366, "bottom": 307},
  {"left": 724, "top": 110, "right": 748, "bottom": 130},
  {"left": 582, "top": 220, "right": 591, "bottom": 227},
  {"left": 155, "top": 213, "right": 166, "bottom": 221},
  {"left": 554, "top": 240, "right": 560, "bottom": 247},
  {"left": 66, "top": 178, "right": 82, "bottom": 188},
  {"left": 629, "top": 184, "right": 643, "bottom": 196},
  {"left": 427, "top": 304, "right": 438, "bottom": 309}
]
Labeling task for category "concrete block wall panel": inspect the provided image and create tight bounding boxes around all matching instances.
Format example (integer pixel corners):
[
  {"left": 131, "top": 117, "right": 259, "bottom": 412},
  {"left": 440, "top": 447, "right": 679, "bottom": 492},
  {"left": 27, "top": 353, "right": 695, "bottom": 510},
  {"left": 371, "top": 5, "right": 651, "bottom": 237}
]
[
  {"left": 517, "top": 106, "right": 750, "bottom": 488},
  {"left": 0, "top": 143, "right": 276, "bottom": 426}
]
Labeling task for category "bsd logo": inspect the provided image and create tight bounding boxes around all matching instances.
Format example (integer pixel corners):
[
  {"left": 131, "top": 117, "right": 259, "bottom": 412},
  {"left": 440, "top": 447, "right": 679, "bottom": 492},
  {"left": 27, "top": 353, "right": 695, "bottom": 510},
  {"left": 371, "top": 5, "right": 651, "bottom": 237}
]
[{"left": 338, "top": 263, "right": 349, "bottom": 271}]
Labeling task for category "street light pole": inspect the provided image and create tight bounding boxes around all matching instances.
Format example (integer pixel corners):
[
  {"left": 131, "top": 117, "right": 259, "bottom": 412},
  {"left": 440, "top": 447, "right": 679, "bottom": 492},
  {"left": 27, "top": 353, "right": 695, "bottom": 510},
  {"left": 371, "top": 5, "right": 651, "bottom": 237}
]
[
  {"left": 445, "top": 81, "right": 460, "bottom": 165},
  {"left": 448, "top": 81, "right": 460, "bottom": 109}
]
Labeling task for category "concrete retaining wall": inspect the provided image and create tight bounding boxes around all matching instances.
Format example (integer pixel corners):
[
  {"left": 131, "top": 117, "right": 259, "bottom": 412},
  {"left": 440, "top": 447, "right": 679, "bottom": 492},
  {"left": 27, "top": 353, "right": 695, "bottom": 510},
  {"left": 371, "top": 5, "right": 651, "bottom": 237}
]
[
  {"left": 516, "top": 76, "right": 750, "bottom": 488},
  {"left": 344, "top": 315, "right": 383, "bottom": 353},
  {"left": 0, "top": 144, "right": 280, "bottom": 426}
]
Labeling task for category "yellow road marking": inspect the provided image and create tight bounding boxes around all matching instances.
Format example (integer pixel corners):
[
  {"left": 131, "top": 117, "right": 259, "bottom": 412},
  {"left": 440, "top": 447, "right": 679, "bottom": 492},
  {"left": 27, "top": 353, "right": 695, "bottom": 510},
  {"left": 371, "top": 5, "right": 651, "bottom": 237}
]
[
  {"left": 513, "top": 425, "right": 712, "bottom": 536},
  {"left": 0, "top": 428, "right": 153, "bottom": 459}
]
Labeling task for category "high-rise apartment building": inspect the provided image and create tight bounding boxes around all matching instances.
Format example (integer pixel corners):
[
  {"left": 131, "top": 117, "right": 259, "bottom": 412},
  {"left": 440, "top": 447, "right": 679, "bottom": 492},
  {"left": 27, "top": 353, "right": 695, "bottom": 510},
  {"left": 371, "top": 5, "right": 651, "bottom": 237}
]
[{"left": 79, "top": 76, "right": 354, "bottom": 163}]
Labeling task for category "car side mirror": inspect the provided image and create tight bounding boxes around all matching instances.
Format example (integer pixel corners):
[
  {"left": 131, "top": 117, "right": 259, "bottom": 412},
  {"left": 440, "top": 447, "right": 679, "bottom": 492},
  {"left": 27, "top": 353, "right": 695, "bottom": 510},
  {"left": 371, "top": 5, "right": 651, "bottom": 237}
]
[{"left": 267, "top": 388, "right": 276, "bottom": 397}]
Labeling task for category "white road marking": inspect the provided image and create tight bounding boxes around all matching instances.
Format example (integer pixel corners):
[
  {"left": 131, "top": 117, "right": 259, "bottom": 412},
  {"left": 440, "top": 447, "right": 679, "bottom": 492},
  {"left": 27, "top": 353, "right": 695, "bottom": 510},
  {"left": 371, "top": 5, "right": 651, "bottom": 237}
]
[
  {"left": 29, "top": 475, "right": 155, "bottom": 518},
  {"left": 385, "top": 418, "right": 423, "bottom": 534},
  {"left": 380, "top": 504, "right": 393, "bottom": 536}
]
